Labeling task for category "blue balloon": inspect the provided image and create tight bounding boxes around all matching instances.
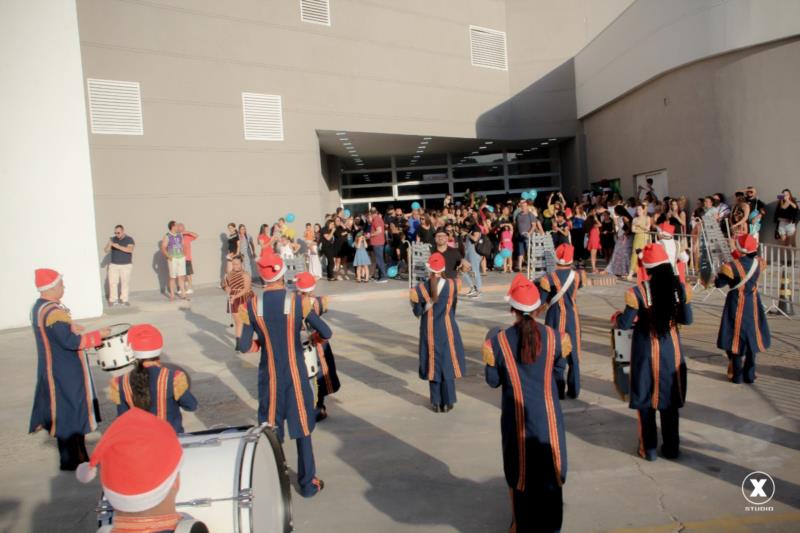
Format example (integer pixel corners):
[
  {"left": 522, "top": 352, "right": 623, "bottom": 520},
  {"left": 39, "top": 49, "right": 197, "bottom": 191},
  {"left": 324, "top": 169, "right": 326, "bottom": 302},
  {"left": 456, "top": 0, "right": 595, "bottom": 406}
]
[
  {"left": 411, "top": 201, "right": 421, "bottom": 210},
  {"left": 501, "top": 249, "right": 512, "bottom": 258},
  {"left": 487, "top": 205, "right": 495, "bottom": 213},
  {"left": 286, "top": 213, "right": 295, "bottom": 223},
  {"left": 493, "top": 255, "right": 504, "bottom": 268},
  {"left": 387, "top": 265, "right": 399, "bottom": 278},
  {"left": 521, "top": 191, "right": 530, "bottom": 200},
  {"left": 529, "top": 189, "right": 538, "bottom": 201},
  {"left": 344, "top": 209, "right": 351, "bottom": 218}
]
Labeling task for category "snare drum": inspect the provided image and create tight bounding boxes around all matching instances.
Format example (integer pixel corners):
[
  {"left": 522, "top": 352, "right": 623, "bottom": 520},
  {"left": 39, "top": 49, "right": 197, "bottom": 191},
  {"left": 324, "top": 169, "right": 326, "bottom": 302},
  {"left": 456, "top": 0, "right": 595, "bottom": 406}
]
[
  {"left": 303, "top": 341, "right": 319, "bottom": 379},
  {"left": 98, "top": 424, "right": 292, "bottom": 533},
  {"left": 94, "top": 323, "right": 134, "bottom": 371},
  {"left": 611, "top": 328, "right": 633, "bottom": 401}
]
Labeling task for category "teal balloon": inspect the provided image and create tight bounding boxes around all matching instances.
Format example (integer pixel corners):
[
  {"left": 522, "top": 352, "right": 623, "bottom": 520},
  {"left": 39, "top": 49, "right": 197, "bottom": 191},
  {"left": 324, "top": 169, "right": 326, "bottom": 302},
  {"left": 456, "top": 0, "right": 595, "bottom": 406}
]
[
  {"left": 387, "top": 266, "right": 399, "bottom": 278},
  {"left": 487, "top": 205, "right": 495, "bottom": 213},
  {"left": 521, "top": 191, "right": 530, "bottom": 200},
  {"left": 493, "top": 255, "right": 504, "bottom": 268},
  {"left": 344, "top": 209, "right": 351, "bottom": 218},
  {"left": 286, "top": 213, "right": 296, "bottom": 223},
  {"left": 501, "top": 249, "right": 512, "bottom": 258},
  {"left": 528, "top": 190, "right": 538, "bottom": 201},
  {"left": 411, "top": 201, "right": 421, "bottom": 210}
]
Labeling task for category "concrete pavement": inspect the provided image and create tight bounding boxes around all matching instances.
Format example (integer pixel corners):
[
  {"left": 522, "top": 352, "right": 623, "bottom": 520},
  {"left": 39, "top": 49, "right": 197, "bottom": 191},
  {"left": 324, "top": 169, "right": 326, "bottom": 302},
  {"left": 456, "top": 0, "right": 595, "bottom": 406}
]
[{"left": 0, "top": 273, "right": 798, "bottom": 532}]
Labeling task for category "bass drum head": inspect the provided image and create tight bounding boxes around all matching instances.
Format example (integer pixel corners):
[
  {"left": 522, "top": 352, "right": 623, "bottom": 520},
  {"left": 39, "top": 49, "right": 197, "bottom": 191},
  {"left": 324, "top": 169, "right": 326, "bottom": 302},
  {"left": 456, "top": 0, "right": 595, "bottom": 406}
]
[
  {"left": 249, "top": 426, "right": 293, "bottom": 533},
  {"left": 105, "top": 323, "right": 131, "bottom": 339}
]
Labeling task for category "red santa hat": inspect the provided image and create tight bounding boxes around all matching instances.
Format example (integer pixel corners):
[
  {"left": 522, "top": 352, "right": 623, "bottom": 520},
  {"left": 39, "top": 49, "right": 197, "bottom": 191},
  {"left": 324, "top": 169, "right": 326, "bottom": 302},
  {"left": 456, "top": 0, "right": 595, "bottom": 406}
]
[
  {"left": 555, "top": 243, "right": 574, "bottom": 265},
  {"left": 504, "top": 274, "right": 541, "bottom": 313},
  {"left": 258, "top": 254, "right": 286, "bottom": 283},
  {"left": 76, "top": 408, "right": 182, "bottom": 513},
  {"left": 127, "top": 324, "right": 163, "bottom": 359},
  {"left": 657, "top": 222, "right": 675, "bottom": 238},
  {"left": 640, "top": 243, "right": 670, "bottom": 269},
  {"left": 35, "top": 268, "right": 62, "bottom": 291},
  {"left": 734, "top": 234, "right": 758, "bottom": 255},
  {"left": 294, "top": 272, "right": 316, "bottom": 293},
  {"left": 427, "top": 252, "right": 445, "bottom": 273}
]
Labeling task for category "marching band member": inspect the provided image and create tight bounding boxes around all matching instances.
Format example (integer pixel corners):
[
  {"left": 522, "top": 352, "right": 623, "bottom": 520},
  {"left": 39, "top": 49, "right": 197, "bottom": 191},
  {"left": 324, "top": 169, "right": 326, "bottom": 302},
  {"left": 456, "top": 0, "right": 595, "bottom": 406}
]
[
  {"left": 483, "top": 274, "right": 571, "bottom": 533},
  {"left": 109, "top": 324, "right": 198, "bottom": 434},
  {"left": 410, "top": 252, "right": 466, "bottom": 413},
  {"left": 656, "top": 222, "right": 678, "bottom": 273},
  {"left": 238, "top": 255, "right": 330, "bottom": 497},
  {"left": 536, "top": 243, "right": 587, "bottom": 399},
  {"left": 76, "top": 408, "right": 208, "bottom": 533},
  {"left": 295, "top": 272, "right": 341, "bottom": 422},
  {"left": 613, "top": 244, "right": 693, "bottom": 461},
  {"left": 28, "top": 268, "right": 109, "bottom": 471},
  {"left": 715, "top": 234, "right": 771, "bottom": 384}
]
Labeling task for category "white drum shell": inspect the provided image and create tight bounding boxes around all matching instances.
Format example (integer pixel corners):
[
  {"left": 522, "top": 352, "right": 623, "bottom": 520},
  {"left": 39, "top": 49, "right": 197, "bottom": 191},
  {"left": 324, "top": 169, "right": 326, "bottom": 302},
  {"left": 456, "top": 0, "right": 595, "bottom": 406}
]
[
  {"left": 94, "top": 325, "right": 135, "bottom": 371},
  {"left": 612, "top": 328, "right": 633, "bottom": 365}
]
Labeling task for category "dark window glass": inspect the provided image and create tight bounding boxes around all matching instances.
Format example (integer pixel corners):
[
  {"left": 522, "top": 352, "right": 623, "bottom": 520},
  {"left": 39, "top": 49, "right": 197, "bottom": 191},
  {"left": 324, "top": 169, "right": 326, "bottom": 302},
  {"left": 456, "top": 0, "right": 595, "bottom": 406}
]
[
  {"left": 397, "top": 182, "right": 450, "bottom": 196},
  {"left": 342, "top": 186, "right": 393, "bottom": 199},
  {"left": 397, "top": 168, "right": 448, "bottom": 182},
  {"left": 452, "top": 165, "right": 503, "bottom": 179},
  {"left": 452, "top": 151, "right": 504, "bottom": 166},
  {"left": 395, "top": 153, "right": 448, "bottom": 167},
  {"left": 342, "top": 172, "right": 392, "bottom": 186},
  {"left": 507, "top": 161, "right": 552, "bottom": 175},
  {"left": 453, "top": 178, "right": 505, "bottom": 194},
  {"left": 508, "top": 176, "right": 556, "bottom": 190}
]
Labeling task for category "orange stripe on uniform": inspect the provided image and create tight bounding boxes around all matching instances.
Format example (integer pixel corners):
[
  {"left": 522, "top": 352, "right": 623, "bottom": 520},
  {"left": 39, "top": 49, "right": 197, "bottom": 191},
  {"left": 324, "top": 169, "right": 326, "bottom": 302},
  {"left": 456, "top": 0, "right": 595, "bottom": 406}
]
[
  {"left": 751, "top": 262, "right": 766, "bottom": 352},
  {"left": 156, "top": 368, "right": 169, "bottom": 420},
  {"left": 425, "top": 282, "right": 435, "bottom": 381},
  {"left": 443, "top": 280, "right": 462, "bottom": 378},
  {"left": 543, "top": 328, "right": 563, "bottom": 486},
  {"left": 731, "top": 261, "right": 747, "bottom": 354},
  {"left": 650, "top": 337, "right": 660, "bottom": 409},
  {"left": 37, "top": 304, "right": 59, "bottom": 437},
  {"left": 498, "top": 332, "right": 526, "bottom": 491},
  {"left": 286, "top": 297, "right": 310, "bottom": 436},
  {"left": 253, "top": 295, "right": 278, "bottom": 426},
  {"left": 670, "top": 329, "right": 682, "bottom": 400},
  {"left": 122, "top": 374, "right": 134, "bottom": 407}
]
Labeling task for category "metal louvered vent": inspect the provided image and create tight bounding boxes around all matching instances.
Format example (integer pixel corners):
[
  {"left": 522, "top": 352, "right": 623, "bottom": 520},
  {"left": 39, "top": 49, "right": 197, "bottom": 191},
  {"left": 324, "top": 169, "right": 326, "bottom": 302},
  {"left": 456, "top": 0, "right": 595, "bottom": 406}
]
[
  {"left": 300, "top": 0, "right": 331, "bottom": 26},
  {"left": 469, "top": 25, "right": 508, "bottom": 71},
  {"left": 86, "top": 79, "right": 143, "bottom": 135},
  {"left": 242, "top": 93, "right": 284, "bottom": 141}
]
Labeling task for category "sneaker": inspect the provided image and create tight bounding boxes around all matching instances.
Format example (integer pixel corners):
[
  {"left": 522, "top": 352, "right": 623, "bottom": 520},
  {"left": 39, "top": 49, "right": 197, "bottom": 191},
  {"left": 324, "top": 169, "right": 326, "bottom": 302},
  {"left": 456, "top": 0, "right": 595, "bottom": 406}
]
[
  {"left": 108, "top": 301, "right": 117, "bottom": 307},
  {"left": 122, "top": 301, "right": 130, "bottom": 307},
  {"left": 186, "top": 288, "right": 194, "bottom": 295},
  {"left": 466, "top": 288, "right": 479, "bottom": 298},
  {"left": 376, "top": 278, "right": 389, "bottom": 284}
]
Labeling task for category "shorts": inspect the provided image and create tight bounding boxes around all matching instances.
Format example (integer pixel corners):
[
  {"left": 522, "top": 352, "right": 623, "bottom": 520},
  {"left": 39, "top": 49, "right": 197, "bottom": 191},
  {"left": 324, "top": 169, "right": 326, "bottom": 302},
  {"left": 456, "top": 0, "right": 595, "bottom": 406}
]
[
  {"left": 778, "top": 220, "right": 797, "bottom": 238},
  {"left": 516, "top": 236, "right": 529, "bottom": 257},
  {"left": 186, "top": 260, "right": 194, "bottom": 276},
  {"left": 168, "top": 256, "right": 186, "bottom": 278}
]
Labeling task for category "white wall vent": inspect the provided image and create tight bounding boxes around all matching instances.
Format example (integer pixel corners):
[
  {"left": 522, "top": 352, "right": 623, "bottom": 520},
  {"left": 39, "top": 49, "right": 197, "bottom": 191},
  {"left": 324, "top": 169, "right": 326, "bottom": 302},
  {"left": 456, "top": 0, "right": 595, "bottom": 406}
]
[
  {"left": 86, "top": 79, "right": 143, "bottom": 135},
  {"left": 242, "top": 93, "right": 284, "bottom": 141},
  {"left": 300, "top": 0, "right": 331, "bottom": 26},
  {"left": 469, "top": 25, "right": 508, "bottom": 71}
]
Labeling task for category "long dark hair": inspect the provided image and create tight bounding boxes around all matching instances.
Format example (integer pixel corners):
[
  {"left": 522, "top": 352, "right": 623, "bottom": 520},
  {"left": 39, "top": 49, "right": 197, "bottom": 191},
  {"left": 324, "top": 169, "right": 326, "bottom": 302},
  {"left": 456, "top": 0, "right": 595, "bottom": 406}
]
[
  {"left": 642, "top": 264, "right": 684, "bottom": 337},
  {"left": 129, "top": 360, "right": 152, "bottom": 411},
  {"left": 513, "top": 310, "right": 541, "bottom": 364}
]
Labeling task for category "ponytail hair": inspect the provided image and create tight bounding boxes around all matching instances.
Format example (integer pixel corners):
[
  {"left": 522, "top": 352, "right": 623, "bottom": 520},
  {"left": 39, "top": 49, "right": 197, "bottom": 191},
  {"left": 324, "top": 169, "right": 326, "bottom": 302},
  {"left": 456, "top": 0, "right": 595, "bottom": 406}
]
[
  {"left": 429, "top": 274, "right": 440, "bottom": 304},
  {"left": 514, "top": 310, "right": 541, "bottom": 364},
  {"left": 129, "top": 360, "right": 152, "bottom": 411}
]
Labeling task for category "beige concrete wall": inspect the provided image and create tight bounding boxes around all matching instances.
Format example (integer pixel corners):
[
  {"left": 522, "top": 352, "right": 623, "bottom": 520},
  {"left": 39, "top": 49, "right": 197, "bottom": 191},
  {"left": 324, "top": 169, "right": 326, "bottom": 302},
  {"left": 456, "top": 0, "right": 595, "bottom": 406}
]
[
  {"left": 582, "top": 37, "right": 800, "bottom": 218},
  {"left": 77, "top": 0, "right": 510, "bottom": 292},
  {"left": 575, "top": 0, "right": 800, "bottom": 117}
]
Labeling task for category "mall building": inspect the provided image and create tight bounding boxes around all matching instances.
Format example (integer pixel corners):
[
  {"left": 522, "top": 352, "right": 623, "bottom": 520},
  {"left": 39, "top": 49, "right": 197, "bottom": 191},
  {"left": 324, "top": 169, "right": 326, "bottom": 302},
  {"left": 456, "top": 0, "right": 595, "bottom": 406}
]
[{"left": 2, "top": 0, "right": 799, "bottom": 327}]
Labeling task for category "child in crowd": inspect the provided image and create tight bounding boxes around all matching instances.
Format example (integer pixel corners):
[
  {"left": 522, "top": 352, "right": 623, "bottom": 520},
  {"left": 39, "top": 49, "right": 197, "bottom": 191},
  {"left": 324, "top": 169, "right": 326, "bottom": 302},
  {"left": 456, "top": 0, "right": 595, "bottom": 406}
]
[
  {"left": 353, "top": 231, "right": 371, "bottom": 282},
  {"left": 500, "top": 222, "right": 514, "bottom": 273}
]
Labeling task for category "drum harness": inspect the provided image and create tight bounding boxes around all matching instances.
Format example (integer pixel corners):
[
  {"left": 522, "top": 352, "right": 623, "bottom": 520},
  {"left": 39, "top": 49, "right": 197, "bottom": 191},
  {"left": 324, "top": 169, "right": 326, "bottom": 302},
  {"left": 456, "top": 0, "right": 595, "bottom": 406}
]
[
  {"left": 549, "top": 270, "right": 576, "bottom": 306},
  {"left": 730, "top": 259, "right": 759, "bottom": 291}
]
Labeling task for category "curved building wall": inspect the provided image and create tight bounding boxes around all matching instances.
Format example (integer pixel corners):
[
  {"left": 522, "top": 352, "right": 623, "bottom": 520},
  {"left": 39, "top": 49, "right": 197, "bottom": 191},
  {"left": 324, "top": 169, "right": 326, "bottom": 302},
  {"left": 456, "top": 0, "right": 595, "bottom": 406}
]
[
  {"left": 575, "top": 0, "right": 800, "bottom": 118},
  {"left": 582, "top": 36, "right": 800, "bottom": 222}
]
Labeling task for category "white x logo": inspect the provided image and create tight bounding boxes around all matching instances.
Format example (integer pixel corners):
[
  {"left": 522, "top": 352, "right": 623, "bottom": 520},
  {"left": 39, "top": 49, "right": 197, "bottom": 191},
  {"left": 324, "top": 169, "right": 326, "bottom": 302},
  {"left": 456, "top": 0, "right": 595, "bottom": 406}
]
[{"left": 750, "top": 478, "right": 767, "bottom": 498}]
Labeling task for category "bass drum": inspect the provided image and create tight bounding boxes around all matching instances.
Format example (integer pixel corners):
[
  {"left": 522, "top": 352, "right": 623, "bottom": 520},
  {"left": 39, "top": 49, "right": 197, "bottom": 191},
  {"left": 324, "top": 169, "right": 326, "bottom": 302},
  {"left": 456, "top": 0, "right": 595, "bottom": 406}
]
[
  {"left": 177, "top": 425, "right": 292, "bottom": 533},
  {"left": 96, "top": 424, "right": 292, "bottom": 533},
  {"left": 611, "top": 328, "right": 633, "bottom": 401}
]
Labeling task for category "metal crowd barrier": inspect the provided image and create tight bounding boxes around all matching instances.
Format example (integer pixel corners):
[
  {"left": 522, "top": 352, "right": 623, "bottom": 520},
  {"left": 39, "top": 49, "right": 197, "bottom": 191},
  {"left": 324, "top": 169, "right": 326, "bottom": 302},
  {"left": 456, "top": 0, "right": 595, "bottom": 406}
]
[
  {"left": 646, "top": 231, "right": 699, "bottom": 280},
  {"left": 759, "top": 243, "right": 797, "bottom": 318}
]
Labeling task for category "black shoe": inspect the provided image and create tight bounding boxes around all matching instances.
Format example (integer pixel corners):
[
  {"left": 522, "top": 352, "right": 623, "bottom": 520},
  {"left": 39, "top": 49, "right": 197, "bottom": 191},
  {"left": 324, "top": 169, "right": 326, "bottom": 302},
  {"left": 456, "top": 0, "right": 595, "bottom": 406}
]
[
  {"left": 661, "top": 447, "right": 680, "bottom": 460},
  {"left": 431, "top": 404, "right": 441, "bottom": 413},
  {"left": 315, "top": 407, "right": 328, "bottom": 422},
  {"left": 557, "top": 381, "right": 566, "bottom": 400},
  {"left": 567, "top": 390, "right": 578, "bottom": 400},
  {"left": 443, "top": 404, "right": 453, "bottom": 412}
]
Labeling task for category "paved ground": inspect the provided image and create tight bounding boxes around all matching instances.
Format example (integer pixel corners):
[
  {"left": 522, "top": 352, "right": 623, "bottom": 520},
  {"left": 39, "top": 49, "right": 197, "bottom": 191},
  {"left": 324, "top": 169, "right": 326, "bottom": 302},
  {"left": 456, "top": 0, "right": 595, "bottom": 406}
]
[{"left": 0, "top": 272, "right": 798, "bottom": 532}]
